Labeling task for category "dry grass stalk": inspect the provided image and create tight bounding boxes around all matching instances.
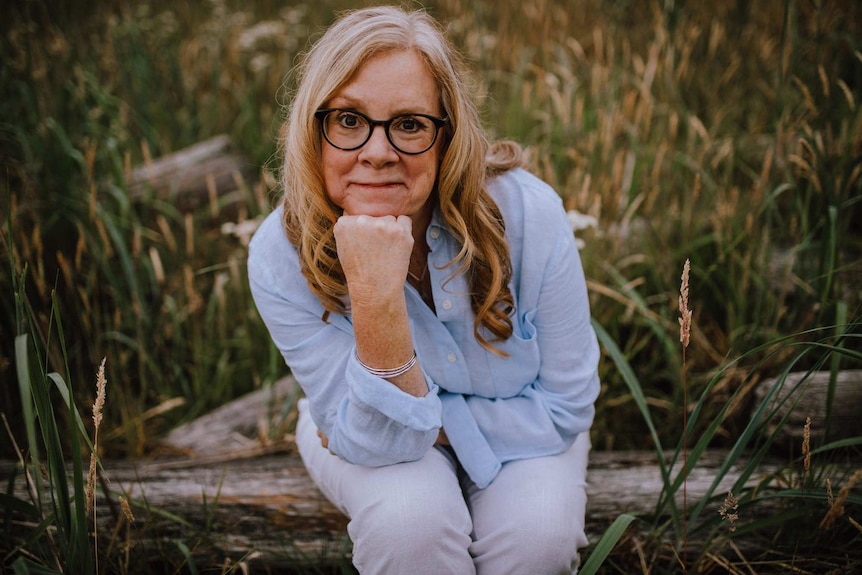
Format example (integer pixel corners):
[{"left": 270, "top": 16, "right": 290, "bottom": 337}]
[
  {"left": 679, "top": 259, "right": 692, "bottom": 349},
  {"left": 88, "top": 357, "right": 108, "bottom": 573},
  {"left": 719, "top": 490, "right": 739, "bottom": 532},
  {"left": 678, "top": 257, "right": 692, "bottom": 570},
  {"left": 119, "top": 496, "right": 135, "bottom": 524},
  {"left": 86, "top": 453, "right": 97, "bottom": 516},
  {"left": 820, "top": 469, "right": 862, "bottom": 530},
  {"left": 149, "top": 246, "right": 165, "bottom": 284},
  {"left": 802, "top": 417, "right": 811, "bottom": 474},
  {"left": 86, "top": 357, "right": 107, "bottom": 516},
  {"left": 185, "top": 212, "right": 195, "bottom": 256}
]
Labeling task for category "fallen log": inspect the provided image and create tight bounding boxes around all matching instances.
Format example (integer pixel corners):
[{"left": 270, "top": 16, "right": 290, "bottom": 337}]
[
  {"left": 1, "top": 446, "right": 790, "bottom": 571},
  {"left": 123, "top": 135, "right": 260, "bottom": 214},
  {"left": 0, "top": 448, "right": 768, "bottom": 569},
  {"left": 755, "top": 370, "right": 862, "bottom": 449},
  {"left": 160, "top": 375, "right": 303, "bottom": 457}
]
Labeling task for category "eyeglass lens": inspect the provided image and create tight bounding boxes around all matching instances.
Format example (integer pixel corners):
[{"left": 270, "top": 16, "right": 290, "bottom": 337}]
[{"left": 320, "top": 110, "right": 441, "bottom": 154}]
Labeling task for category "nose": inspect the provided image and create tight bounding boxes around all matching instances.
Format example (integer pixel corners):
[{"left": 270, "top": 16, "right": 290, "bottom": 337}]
[{"left": 358, "top": 124, "right": 399, "bottom": 165}]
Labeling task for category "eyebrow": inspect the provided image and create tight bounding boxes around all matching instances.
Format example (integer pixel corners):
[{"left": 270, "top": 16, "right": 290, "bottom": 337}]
[{"left": 325, "top": 95, "right": 438, "bottom": 117}]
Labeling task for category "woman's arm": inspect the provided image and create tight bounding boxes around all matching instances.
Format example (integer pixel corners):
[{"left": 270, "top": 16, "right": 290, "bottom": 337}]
[
  {"left": 248, "top": 208, "right": 441, "bottom": 466},
  {"left": 333, "top": 214, "right": 427, "bottom": 397}
]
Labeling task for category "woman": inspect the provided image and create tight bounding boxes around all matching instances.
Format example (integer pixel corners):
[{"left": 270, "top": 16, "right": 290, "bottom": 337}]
[{"left": 248, "top": 6, "right": 600, "bottom": 574}]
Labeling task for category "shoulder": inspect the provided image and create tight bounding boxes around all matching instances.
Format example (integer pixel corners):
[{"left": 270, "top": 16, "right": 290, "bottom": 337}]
[
  {"left": 485, "top": 168, "right": 567, "bottom": 240},
  {"left": 247, "top": 204, "right": 302, "bottom": 286},
  {"left": 249, "top": 204, "right": 288, "bottom": 262}
]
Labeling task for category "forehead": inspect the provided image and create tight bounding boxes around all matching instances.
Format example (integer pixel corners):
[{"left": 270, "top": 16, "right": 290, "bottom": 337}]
[{"left": 327, "top": 49, "right": 440, "bottom": 114}]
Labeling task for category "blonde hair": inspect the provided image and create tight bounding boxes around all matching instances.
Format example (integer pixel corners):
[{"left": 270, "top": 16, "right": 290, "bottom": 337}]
[{"left": 281, "top": 6, "right": 525, "bottom": 352}]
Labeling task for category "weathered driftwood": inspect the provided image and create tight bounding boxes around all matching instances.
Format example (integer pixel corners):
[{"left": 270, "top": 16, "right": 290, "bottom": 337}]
[
  {"left": 124, "top": 135, "right": 259, "bottom": 212},
  {"left": 0, "top": 448, "right": 776, "bottom": 570},
  {"left": 755, "top": 370, "right": 862, "bottom": 447},
  {"left": 164, "top": 369, "right": 862, "bottom": 461},
  {"left": 161, "top": 375, "right": 302, "bottom": 457},
  {"left": 116, "top": 368, "right": 788, "bottom": 567}
]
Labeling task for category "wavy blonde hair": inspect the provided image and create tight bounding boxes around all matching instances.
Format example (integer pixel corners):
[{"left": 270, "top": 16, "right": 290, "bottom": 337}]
[{"left": 280, "top": 6, "right": 525, "bottom": 352}]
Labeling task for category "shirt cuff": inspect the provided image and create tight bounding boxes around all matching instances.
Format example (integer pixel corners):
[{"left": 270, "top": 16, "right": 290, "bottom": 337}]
[{"left": 346, "top": 348, "right": 442, "bottom": 432}]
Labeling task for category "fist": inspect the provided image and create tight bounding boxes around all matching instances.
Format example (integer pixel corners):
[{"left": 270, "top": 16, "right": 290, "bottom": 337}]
[{"left": 334, "top": 214, "right": 414, "bottom": 300}]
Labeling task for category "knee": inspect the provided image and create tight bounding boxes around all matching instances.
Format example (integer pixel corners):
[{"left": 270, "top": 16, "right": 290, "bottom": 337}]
[
  {"left": 522, "top": 512, "right": 585, "bottom": 570},
  {"left": 349, "top": 485, "right": 472, "bottom": 571},
  {"left": 478, "top": 499, "right": 587, "bottom": 574}
]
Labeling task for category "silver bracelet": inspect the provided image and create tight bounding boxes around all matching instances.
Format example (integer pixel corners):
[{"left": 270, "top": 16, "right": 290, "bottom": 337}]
[{"left": 355, "top": 349, "right": 418, "bottom": 378}]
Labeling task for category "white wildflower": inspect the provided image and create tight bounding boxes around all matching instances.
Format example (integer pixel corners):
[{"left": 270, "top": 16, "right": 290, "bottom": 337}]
[{"left": 567, "top": 209, "right": 598, "bottom": 249}]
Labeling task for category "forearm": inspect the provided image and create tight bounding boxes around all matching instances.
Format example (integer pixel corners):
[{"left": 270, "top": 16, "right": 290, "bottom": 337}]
[
  {"left": 336, "top": 213, "right": 428, "bottom": 397},
  {"left": 351, "top": 293, "right": 428, "bottom": 397}
]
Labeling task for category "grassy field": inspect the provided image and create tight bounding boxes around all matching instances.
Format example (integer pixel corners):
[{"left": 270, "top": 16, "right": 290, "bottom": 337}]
[{"left": 2, "top": 0, "right": 861, "bottom": 572}]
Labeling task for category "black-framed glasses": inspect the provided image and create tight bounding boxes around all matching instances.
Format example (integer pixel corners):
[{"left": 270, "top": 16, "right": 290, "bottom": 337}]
[{"left": 315, "top": 108, "right": 448, "bottom": 155}]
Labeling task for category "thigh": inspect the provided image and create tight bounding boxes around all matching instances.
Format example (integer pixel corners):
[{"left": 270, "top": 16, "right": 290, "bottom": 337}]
[
  {"left": 296, "top": 399, "right": 476, "bottom": 575},
  {"left": 296, "top": 398, "right": 463, "bottom": 515},
  {"left": 465, "top": 432, "right": 591, "bottom": 575}
]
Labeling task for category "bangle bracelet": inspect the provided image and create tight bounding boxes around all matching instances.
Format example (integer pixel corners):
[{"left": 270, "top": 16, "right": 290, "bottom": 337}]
[{"left": 355, "top": 349, "right": 418, "bottom": 379}]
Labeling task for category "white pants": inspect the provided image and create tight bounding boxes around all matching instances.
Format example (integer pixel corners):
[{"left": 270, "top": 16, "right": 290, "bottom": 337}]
[{"left": 296, "top": 398, "right": 590, "bottom": 575}]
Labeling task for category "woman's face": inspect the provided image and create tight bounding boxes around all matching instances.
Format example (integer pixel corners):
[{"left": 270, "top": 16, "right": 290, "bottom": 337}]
[{"left": 320, "top": 49, "right": 443, "bottom": 226}]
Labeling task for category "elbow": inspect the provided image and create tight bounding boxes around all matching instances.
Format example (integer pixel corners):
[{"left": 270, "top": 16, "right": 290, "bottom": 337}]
[{"left": 331, "top": 427, "right": 438, "bottom": 467}]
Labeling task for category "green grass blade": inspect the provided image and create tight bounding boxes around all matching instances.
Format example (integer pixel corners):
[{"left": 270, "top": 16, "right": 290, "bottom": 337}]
[
  {"left": 592, "top": 319, "right": 677, "bottom": 527},
  {"left": 12, "top": 556, "right": 62, "bottom": 575},
  {"left": 0, "top": 492, "right": 40, "bottom": 518},
  {"left": 175, "top": 540, "right": 199, "bottom": 575},
  {"left": 14, "top": 335, "right": 39, "bottom": 467},
  {"left": 46, "top": 373, "right": 95, "bottom": 454},
  {"left": 579, "top": 513, "right": 637, "bottom": 575},
  {"left": 811, "top": 437, "right": 862, "bottom": 454}
]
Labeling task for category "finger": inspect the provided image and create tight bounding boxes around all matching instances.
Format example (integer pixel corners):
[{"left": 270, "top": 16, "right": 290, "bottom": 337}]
[{"left": 316, "top": 429, "right": 329, "bottom": 446}]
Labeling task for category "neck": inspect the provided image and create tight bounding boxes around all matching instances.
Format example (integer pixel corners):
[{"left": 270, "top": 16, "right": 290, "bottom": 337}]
[{"left": 410, "top": 196, "right": 435, "bottom": 246}]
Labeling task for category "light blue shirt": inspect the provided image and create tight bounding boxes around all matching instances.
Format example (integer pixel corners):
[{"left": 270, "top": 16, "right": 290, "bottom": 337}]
[{"left": 248, "top": 168, "right": 600, "bottom": 488}]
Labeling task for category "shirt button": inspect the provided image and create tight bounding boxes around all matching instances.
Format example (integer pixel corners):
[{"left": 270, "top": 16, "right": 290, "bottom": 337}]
[
  {"left": 429, "top": 228, "right": 440, "bottom": 240},
  {"left": 442, "top": 299, "right": 453, "bottom": 310},
  {"left": 447, "top": 353, "right": 457, "bottom": 363}
]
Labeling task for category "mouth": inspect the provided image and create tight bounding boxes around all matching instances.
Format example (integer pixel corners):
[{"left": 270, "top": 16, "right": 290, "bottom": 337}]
[{"left": 354, "top": 181, "right": 403, "bottom": 188}]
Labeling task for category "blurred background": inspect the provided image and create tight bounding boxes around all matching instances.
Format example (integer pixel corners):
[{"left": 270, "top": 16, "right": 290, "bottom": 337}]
[
  {"left": 2, "top": 0, "right": 860, "bottom": 466},
  {"left": 3, "top": 1, "right": 861, "bottom": 572}
]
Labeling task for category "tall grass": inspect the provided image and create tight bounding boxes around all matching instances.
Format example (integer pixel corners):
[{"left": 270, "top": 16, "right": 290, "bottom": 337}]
[
  {"left": 1, "top": 0, "right": 861, "bottom": 572},
  {"left": 4, "top": 268, "right": 95, "bottom": 574}
]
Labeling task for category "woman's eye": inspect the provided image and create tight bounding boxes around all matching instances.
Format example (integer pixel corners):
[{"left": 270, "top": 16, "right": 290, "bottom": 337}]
[
  {"left": 336, "top": 113, "right": 364, "bottom": 128},
  {"left": 393, "top": 116, "right": 425, "bottom": 133}
]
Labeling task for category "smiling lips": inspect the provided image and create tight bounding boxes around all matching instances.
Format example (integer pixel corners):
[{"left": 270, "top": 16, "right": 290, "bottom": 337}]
[{"left": 354, "top": 181, "right": 403, "bottom": 189}]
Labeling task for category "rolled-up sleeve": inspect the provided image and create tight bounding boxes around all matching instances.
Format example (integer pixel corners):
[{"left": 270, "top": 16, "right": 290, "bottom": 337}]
[{"left": 247, "top": 206, "right": 442, "bottom": 467}]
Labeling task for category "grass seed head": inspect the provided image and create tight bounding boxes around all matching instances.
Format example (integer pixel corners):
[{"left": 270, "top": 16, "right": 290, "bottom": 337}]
[
  {"left": 679, "top": 258, "right": 692, "bottom": 349},
  {"left": 719, "top": 490, "right": 739, "bottom": 532},
  {"left": 93, "top": 357, "right": 107, "bottom": 430},
  {"left": 119, "top": 496, "right": 135, "bottom": 523},
  {"left": 821, "top": 469, "right": 862, "bottom": 530}
]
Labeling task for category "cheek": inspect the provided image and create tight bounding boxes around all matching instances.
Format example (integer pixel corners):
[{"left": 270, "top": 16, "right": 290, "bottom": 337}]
[
  {"left": 411, "top": 149, "right": 441, "bottom": 181},
  {"left": 321, "top": 150, "right": 347, "bottom": 198}
]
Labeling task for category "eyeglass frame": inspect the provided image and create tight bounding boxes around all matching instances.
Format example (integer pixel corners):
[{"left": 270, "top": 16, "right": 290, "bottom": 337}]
[{"left": 314, "top": 108, "right": 449, "bottom": 155}]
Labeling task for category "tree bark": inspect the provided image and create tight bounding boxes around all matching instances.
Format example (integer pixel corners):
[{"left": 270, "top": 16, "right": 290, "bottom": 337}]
[
  {"left": 0, "top": 445, "right": 781, "bottom": 570},
  {"left": 755, "top": 370, "right": 862, "bottom": 449}
]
